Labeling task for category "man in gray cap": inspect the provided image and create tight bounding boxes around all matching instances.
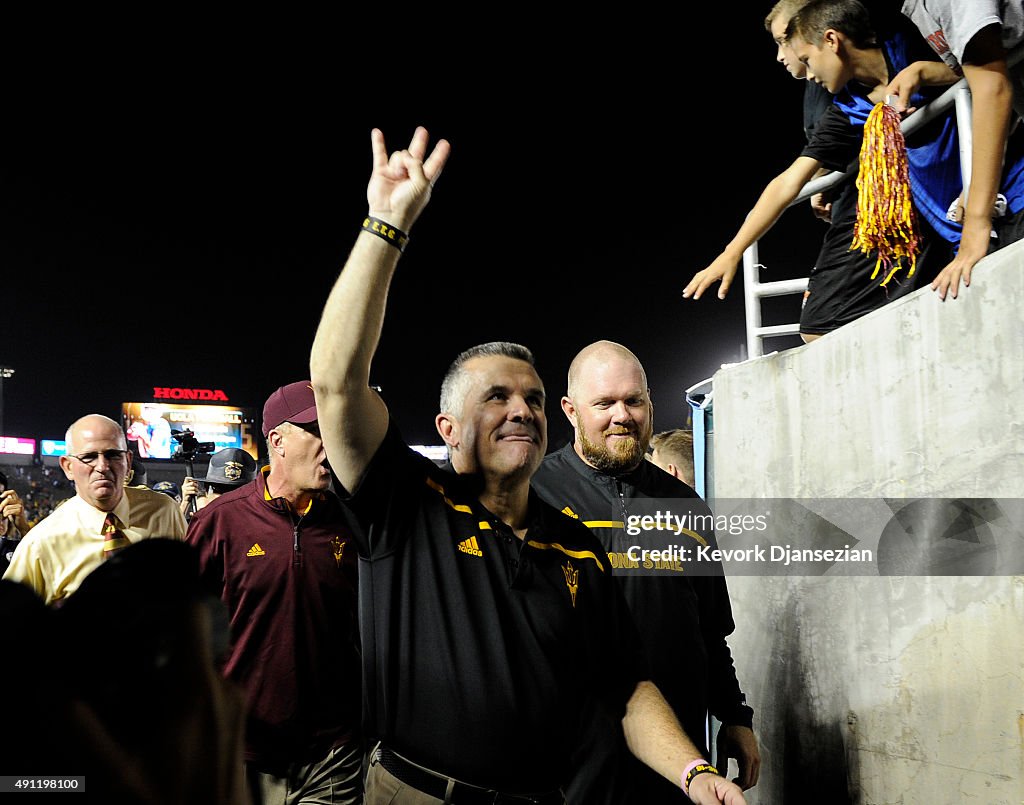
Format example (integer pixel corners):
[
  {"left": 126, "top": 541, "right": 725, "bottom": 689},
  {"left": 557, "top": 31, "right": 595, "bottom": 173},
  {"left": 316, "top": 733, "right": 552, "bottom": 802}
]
[
  {"left": 186, "top": 381, "right": 362, "bottom": 805},
  {"left": 180, "top": 447, "right": 258, "bottom": 519}
]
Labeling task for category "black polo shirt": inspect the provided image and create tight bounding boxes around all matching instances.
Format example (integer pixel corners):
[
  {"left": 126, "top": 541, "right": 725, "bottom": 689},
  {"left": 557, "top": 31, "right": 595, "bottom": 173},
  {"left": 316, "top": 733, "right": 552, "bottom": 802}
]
[
  {"left": 343, "top": 423, "right": 647, "bottom": 792},
  {"left": 532, "top": 445, "right": 753, "bottom": 804},
  {"left": 532, "top": 445, "right": 751, "bottom": 734}
]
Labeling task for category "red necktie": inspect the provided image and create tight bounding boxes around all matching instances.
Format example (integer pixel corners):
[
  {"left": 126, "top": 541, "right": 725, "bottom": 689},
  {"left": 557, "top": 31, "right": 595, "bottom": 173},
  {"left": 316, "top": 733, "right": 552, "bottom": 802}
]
[{"left": 101, "top": 512, "right": 130, "bottom": 558}]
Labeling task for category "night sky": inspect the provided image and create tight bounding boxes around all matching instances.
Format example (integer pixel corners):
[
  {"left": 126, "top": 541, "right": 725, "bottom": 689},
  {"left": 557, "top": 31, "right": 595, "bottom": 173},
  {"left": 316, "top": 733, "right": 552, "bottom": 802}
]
[{"left": 2, "top": 13, "right": 827, "bottom": 452}]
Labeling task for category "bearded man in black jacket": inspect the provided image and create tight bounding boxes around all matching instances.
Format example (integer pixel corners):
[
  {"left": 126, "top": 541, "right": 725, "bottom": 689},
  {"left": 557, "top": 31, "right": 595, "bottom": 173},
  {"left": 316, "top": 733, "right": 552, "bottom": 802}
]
[{"left": 532, "top": 341, "right": 760, "bottom": 804}]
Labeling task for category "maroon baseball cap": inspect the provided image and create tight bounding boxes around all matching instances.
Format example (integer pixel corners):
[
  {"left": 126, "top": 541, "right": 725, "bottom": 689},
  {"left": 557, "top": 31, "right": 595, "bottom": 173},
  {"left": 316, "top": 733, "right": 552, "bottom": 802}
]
[{"left": 262, "top": 381, "right": 318, "bottom": 436}]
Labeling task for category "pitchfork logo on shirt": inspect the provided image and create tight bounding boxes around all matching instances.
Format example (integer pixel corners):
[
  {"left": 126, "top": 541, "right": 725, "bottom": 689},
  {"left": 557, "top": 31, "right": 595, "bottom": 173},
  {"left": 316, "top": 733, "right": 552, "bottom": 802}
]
[
  {"left": 330, "top": 536, "right": 346, "bottom": 567},
  {"left": 562, "top": 560, "right": 579, "bottom": 608}
]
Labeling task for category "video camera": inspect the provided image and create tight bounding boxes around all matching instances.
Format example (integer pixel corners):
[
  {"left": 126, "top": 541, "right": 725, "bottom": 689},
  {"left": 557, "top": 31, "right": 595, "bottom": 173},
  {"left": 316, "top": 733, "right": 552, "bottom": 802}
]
[
  {"left": 171, "top": 429, "right": 216, "bottom": 462},
  {"left": 171, "top": 430, "right": 215, "bottom": 520}
]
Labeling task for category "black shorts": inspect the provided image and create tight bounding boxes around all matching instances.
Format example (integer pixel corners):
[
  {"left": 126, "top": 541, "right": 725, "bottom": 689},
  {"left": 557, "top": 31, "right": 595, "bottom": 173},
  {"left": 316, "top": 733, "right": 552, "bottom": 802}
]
[
  {"left": 992, "top": 205, "right": 1024, "bottom": 251},
  {"left": 800, "top": 214, "right": 950, "bottom": 336}
]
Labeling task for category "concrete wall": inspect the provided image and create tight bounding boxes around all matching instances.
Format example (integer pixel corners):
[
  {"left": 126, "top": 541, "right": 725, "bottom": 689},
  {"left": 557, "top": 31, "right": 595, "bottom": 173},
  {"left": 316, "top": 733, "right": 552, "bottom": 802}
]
[{"left": 710, "top": 242, "right": 1024, "bottom": 804}]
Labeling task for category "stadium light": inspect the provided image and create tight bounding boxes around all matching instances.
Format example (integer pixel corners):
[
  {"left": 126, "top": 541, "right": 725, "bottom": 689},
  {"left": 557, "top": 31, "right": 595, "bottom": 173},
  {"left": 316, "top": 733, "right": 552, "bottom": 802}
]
[{"left": 0, "top": 365, "right": 13, "bottom": 439}]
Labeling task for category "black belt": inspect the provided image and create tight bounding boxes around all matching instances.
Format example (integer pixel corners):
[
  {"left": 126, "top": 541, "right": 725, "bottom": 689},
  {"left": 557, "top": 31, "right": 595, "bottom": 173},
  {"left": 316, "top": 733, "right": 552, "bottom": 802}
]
[{"left": 373, "top": 744, "right": 563, "bottom": 805}]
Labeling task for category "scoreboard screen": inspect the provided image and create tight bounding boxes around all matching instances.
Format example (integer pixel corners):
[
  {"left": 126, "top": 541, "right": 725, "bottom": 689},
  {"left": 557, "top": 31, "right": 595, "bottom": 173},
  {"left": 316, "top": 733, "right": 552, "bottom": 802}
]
[{"left": 122, "top": 402, "right": 258, "bottom": 460}]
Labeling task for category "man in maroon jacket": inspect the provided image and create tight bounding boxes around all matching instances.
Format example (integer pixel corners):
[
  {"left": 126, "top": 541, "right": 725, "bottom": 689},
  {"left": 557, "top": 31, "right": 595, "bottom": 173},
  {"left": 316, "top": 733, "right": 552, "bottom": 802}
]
[{"left": 187, "top": 381, "right": 362, "bottom": 805}]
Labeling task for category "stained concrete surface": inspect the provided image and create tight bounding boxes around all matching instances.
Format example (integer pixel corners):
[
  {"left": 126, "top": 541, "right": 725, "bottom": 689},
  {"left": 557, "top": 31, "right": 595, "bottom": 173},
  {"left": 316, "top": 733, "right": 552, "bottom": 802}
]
[{"left": 710, "top": 241, "right": 1024, "bottom": 804}]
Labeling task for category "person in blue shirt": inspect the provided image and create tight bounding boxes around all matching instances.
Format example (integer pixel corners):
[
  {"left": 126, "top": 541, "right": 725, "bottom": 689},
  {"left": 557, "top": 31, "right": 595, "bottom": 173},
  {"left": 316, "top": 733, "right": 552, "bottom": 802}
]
[{"left": 685, "top": 0, "right": 1024, "bottom": 335}]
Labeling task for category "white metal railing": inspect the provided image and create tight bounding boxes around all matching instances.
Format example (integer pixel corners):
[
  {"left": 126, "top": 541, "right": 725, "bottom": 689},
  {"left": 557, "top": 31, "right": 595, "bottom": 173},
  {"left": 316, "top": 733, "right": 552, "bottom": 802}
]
[{"left": 742, "top": 77, "right": 975, "bottom": 359}]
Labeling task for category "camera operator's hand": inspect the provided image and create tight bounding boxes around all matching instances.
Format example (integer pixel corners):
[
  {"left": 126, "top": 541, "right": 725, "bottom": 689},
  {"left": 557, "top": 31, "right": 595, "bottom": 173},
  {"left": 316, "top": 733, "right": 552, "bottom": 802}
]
[{"left": 181, "top": 477, "right": 204, "bottom": 519}]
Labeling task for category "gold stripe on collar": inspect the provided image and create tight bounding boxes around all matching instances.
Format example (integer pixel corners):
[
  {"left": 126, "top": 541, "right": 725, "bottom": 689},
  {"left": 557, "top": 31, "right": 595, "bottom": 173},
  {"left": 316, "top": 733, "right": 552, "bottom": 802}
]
[{"left": 525, "top": 540, "right": 605, "bottom": 573}]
